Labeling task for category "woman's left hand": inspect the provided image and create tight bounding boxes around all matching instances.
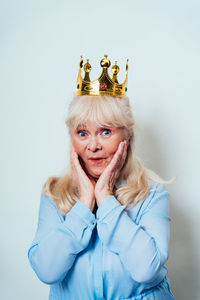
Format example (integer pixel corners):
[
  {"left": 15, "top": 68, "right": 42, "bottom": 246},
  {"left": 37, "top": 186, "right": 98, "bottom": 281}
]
[{"left": 95, "top": 140, "right": 128, "bottom": 207}]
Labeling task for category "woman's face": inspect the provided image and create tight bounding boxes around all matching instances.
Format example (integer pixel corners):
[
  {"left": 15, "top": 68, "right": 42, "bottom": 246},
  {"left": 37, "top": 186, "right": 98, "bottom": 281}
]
[{"left": 70, "top": 120, "right": 128, "bottom": 179}]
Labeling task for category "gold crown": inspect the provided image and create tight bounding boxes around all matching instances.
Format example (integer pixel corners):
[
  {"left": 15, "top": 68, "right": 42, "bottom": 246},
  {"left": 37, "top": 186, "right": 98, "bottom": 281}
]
[{"left": 76, "top": 54, "right": 129, "bottom": 98}]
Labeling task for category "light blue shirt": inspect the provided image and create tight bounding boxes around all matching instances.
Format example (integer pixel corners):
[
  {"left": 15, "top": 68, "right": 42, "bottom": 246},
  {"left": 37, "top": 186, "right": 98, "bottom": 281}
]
[{"left": 28, "top": 182, "right": 175, "bottom": 299}]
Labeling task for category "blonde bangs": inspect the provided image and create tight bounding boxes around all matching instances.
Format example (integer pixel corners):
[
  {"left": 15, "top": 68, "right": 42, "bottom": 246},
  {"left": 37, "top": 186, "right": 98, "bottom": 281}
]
[{"left": 65, "top": 95, "right": 133, "bottom": 130}]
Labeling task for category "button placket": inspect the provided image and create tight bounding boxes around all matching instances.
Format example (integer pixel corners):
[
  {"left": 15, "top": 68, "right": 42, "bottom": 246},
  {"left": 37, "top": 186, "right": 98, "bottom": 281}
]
[{"left": 93, "top": 235, "right": 104, "bottom": 299}]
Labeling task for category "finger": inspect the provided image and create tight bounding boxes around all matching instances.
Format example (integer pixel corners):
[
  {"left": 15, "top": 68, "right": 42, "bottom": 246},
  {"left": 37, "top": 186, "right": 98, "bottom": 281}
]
[
  {"left": 70, "top": 147, "right": 74, "bottom": 170},
  {"left": 119, "top": 141, "right": 128, "bottom": 168},
  {"left": 109, "top": 141, "right": 125, "bottom": 168},
  {"left": 73, "top": 151, "right": 83, "bottom": 172},
  {"left": 120, "top": 140, "right": 128, "bottom": 160},
  {"left": 70, "top": 147, "right": 79, "bottom": 181},
  {"left": 72, "top": 151, "right": 90, "bottom": 183},
  {"left": 107, "top": 141, "right": 127, "bottom": 173},
  {"left": 70, "top": 147, "right": 81, "bottom": 173},
  {"left": 70, "top": 146, "right": 76, "bottom": 164},
  {"left": 70, "top": 147, "right": 77, "bottom": 173}
]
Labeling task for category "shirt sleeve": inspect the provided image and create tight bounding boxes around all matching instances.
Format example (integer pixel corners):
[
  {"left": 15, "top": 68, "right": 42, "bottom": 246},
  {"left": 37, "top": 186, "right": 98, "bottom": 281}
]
[
  {"left": 27, "top": 193, "right": 96, "bottom": 285},
  {"left": 96, "top": 183, "right": 171, "bottom": 284}
]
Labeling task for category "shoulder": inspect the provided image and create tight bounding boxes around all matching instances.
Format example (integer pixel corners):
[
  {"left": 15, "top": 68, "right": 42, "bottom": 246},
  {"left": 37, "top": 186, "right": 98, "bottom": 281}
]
[
  {"left": 40, "top": 192, "right": 57, "bottom": 208},
  {"left": 148, "top": 182, "right": 169, "bottom": 201},
  {"left": 144, "top": 182, "right": 170, "bottom": 208},
  {"left": 129, "top": 183, "right": 170, "bottom": 223},
  {"left": 126, "top": 183, "right": 170, "bottom": 223},
  {"left": 37, "top": 192, "right": 64, "bottom": 222},
  {"left": 139, "top": 182, "right": 170, "bottom": 220}
]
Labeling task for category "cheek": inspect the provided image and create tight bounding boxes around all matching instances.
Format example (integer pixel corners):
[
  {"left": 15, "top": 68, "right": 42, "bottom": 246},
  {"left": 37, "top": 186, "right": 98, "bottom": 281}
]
[
  {"left": 71, "top": 137, "right": 80, "bottom": 150},
  {"left": 105, "top": 140, "right": 120, "bottom": 155},
  {"left": 72, "top": 139, "right": 86, "bottom": 157},
  {"left": 73, "top": 139, "right": 80, "bottom": 149}
]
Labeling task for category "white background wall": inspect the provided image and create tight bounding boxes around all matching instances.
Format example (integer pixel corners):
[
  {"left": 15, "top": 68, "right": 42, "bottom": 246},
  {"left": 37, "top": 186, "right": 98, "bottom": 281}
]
[{"left": 1, "top": 0, "right": 200, "bottom": 299}]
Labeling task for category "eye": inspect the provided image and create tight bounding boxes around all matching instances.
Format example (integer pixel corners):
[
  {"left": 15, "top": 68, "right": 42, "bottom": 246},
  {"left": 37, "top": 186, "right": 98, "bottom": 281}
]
[
  {"left": 102, "top": 128, "right": 111, "bottom": 136},
  {"left": 77, "top": 130, "right": 87, "bottom": 137}
]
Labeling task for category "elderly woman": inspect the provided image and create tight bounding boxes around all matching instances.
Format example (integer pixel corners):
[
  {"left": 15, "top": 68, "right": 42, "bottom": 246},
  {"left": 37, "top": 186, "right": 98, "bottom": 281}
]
[{"left": 28, "top": 55, "right": 175, "bottom": 300}]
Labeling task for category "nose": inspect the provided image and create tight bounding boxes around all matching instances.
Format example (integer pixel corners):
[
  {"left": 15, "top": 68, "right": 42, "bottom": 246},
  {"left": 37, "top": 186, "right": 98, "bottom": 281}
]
[{"left": 87, "top": 136, "right": 102, "bottom": 151}]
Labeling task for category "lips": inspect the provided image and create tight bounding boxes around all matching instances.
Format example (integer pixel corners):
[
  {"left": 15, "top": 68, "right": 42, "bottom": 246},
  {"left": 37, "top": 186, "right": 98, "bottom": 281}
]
[
  {"left": 89, "top": 157, "right": 105, "bottom": 160},
  {"left": 88, "top": 157, "right": 106, "bottom": 163}
]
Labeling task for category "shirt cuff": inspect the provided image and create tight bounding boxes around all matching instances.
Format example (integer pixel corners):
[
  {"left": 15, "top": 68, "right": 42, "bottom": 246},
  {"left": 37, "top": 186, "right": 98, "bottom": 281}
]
[
  {"left": 96, "top": 195, "right": 126, "bottom": 222},
  {"left": 69, "top": 200, "right": 97, "bottom": 227}
]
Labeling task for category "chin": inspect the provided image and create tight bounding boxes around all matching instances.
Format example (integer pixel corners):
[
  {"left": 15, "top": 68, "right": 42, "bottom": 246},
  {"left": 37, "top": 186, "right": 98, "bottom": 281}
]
[
  {"left": 89, "top": 172, "right": 102, "bottom": 179},
  {"left": 87, "top": 168, "right": 104, "bottom": 179}
]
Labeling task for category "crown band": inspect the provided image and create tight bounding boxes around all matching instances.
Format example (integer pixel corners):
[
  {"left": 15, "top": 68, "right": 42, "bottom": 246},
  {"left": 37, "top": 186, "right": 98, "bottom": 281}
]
[{"left": 76, "top": 54, "right": 129, "bottom": 98}]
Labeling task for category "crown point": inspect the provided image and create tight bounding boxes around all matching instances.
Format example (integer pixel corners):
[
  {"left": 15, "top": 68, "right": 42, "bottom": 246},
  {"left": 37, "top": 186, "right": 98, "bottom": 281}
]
[
  {"left": 84, "top": 61, "right": 91, "bottom": 73},
  {"left": 126, "top": 61, "right": 129, "bottom": 72},
  {"left": 79, "top": 56, "right": 83, "bottom": 68},
  {"left": 111, "top": 64, "right": 119, "bottom": 75},
  {"left": 100, "top": 55, "right": 111, "bottom": 68}
]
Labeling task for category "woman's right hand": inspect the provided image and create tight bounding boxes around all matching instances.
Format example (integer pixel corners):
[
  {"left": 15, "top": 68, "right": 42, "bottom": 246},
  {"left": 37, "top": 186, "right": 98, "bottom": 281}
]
[{"left": 70, "top": 146, "right": 96, "bottom": 212}]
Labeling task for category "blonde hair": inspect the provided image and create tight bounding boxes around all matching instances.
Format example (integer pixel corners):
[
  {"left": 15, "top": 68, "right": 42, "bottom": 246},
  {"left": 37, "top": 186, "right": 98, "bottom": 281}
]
[{"left": 42, "top": 94, "right": 175, "bottom": 215}]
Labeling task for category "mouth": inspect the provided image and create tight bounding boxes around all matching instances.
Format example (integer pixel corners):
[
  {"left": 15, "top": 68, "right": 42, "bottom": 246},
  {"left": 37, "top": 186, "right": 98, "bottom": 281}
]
[{"left": 88, "top": 158, "right": 106, "bottom": 163}]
